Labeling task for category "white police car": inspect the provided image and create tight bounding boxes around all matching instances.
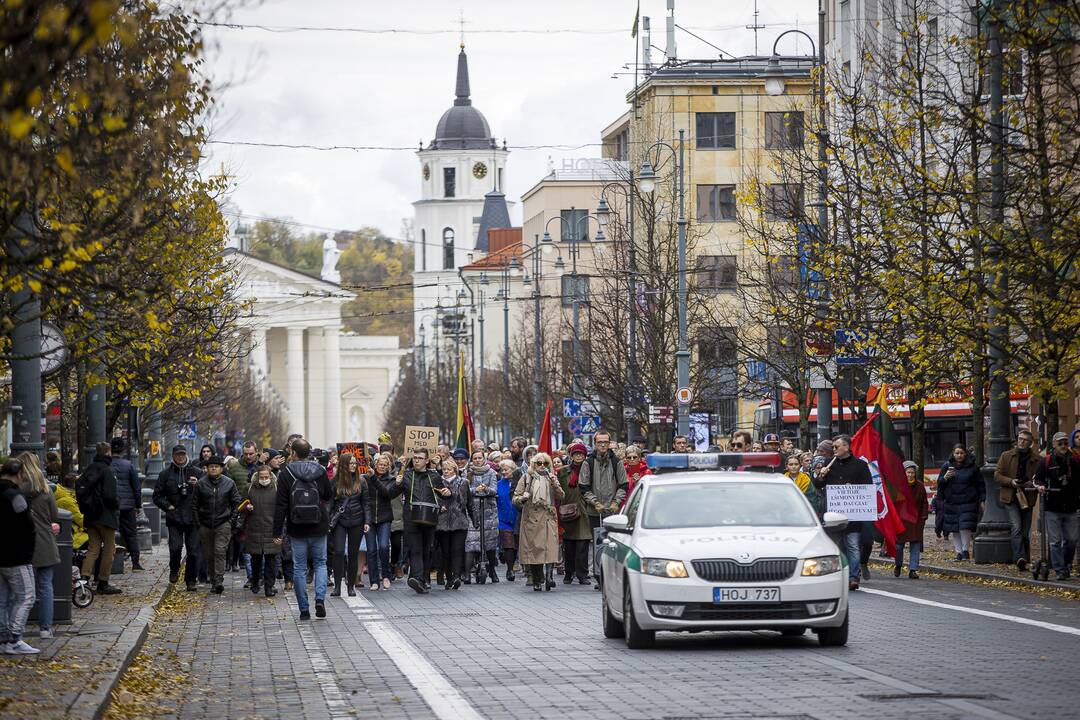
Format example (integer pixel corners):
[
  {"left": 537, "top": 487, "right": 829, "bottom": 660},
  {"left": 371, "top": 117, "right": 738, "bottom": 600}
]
[{"left": 598, "top": 452, "right": 849, "bottom": 649}]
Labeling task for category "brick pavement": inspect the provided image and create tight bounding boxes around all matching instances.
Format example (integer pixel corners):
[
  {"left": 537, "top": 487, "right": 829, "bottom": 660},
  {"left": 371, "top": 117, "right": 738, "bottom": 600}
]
[{"left": 0, "top": 542, "right": 171, "bottom": 720}]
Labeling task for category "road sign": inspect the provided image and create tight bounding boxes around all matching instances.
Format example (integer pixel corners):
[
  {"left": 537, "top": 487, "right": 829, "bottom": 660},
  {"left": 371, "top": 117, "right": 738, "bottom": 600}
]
[
  {"left": 676, "top": 387, "right": 693, "bottom": 406},
  {"left": 567, "top": 415, "right": 601, "bottom": 435},
  {"left": 177, "top": 421, "right": 196, "bottom": 440},
  {"left": 648, "top": 405, "right": 674, "bottom": 424},
  {"left": 562, "top": 398, "right": 582, "bottom": 418}
]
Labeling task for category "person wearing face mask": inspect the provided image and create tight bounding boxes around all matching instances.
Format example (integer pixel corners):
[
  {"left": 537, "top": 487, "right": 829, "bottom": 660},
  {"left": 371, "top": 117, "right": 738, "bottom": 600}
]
[
  {"left": 465, "top": 450, "right": 500, "bottom": 585},
  {"left": 513, "top": 453, "right": 564, "bottom": 591},
  {"left": 894, "top": 461, "right": 929, "bottom": 579},
  {"left": 244, "top": 465, "right": 280, "bottom": 597}
]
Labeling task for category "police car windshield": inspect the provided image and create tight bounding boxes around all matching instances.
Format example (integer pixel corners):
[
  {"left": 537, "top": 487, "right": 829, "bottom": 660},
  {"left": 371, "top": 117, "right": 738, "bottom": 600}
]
[{"left": 642, "top": 482, "right": 817, "bottom": 529}]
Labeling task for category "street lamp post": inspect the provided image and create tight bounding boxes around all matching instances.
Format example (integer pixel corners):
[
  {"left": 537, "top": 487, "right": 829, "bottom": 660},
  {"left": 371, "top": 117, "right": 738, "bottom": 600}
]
[
  {"left": 638, "top": 130, "right": 689, "bottom": 437},
  {"left": 418, "top": 323, "right": 428, "bottom": 425},
  {"left": 487, "top": 261, "right": 517, "bottom": 448},
  {"left": 6, "top": 212, "right": 45, "bottom": 464},
  {"left": 520, "top": 233, "right": 556, "bottom": 440}
]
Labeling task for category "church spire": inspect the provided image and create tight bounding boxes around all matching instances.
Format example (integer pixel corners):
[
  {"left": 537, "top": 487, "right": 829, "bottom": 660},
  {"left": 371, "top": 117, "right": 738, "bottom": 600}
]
[{"left": 454, "top": 47, "right": 471, "bottom": 107}]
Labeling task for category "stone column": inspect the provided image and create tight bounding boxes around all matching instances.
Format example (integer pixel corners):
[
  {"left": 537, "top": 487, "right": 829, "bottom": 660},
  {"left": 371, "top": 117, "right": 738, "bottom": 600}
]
[
  {"left": 305, "top": 327, "right": 326, "bottom": 445},
  {"left": 251, "top": 327, "right": 268, "bottom": 379},
  {"left": 323, "top": 326, "right": 342, "bottom": 443},
  {"left": 286, "top": 327, "right": 305, "bottom": 437}
]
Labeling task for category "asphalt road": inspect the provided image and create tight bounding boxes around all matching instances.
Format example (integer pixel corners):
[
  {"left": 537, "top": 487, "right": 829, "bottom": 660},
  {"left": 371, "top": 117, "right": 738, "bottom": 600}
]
[{"left": 136, "top": 569, "right": 1080, "bottom": 720}]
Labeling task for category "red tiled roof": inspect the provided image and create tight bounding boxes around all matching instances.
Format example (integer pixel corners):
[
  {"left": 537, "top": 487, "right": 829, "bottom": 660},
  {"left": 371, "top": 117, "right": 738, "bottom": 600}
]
[{"left": 461, "top": 228, "right": 522, "bottom": 270}]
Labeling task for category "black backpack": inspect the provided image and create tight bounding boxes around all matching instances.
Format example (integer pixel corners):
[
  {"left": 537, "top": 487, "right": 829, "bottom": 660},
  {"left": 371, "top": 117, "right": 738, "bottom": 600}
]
[
  {"left": 285, "top": 466, "right": 322, "bottom": 525},
  {"left": 76, "top": 469, "right": 104, "bottom": 520}
]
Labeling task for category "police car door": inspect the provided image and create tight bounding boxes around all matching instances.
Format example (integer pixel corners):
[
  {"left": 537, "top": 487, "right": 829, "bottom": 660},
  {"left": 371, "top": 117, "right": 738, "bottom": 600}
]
[{"left": 604, "top": 485, "right": 643, "bottom": 609}]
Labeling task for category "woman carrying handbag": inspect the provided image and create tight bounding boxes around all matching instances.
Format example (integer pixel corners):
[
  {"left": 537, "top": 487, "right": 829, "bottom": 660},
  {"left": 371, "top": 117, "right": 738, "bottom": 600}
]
[
  {"left": 512, "top": 453, "right": 564, "bottom": 592},
  {"left": 388, "top": 449, "right": 447, "bottom": 594}
]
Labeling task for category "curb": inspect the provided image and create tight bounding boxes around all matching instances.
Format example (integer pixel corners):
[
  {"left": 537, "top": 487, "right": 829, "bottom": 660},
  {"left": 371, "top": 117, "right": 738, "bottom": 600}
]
[
  {"left": 67, "top": 563, "right": 173, "bottom": 720},
  {"left": 867, "top": 558, "right": 1077, "bottom": 593}
]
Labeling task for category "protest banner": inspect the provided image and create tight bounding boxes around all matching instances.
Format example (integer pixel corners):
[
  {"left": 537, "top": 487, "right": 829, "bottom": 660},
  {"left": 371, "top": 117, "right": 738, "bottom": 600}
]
[
  {"left": 336, "top": 442, "right": 378, "bottom": 473},
  {"left": 404, "top": 425, "right": 439, "bottom": 455},
  {"left": 825, "top": 484, "right": 877, "bottom": 521}
]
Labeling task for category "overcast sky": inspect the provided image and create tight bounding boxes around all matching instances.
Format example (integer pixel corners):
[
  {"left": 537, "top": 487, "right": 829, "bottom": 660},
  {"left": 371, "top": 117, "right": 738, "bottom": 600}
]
[{"left": 200, "top": 0, "right": 817, "bottom": 239}]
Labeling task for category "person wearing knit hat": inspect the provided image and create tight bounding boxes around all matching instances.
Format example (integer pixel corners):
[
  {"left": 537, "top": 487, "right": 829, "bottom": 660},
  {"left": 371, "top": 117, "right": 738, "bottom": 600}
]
[
  {"left": 895, "top": 460, "right": 929, "bottom": 579},
  {"left": 1034, "top": 431, "right": 1080, "bottom": 579},
  {"left": 557, "top": 442, "right": 592, "bottom": 585}
]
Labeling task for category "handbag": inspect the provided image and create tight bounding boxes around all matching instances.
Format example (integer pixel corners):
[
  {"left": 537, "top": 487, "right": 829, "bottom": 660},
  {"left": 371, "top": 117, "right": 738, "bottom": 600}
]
[
  {"left": 558, "top": 502, "right": 580, "bottom": 522},
  {"left": 409, "top": 471, "right": 440, "bottom": 526}
]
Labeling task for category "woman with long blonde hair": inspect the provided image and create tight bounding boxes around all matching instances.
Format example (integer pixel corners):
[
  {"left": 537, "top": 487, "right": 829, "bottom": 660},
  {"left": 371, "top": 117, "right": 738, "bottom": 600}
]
[
  {"left": 512, "top": 452, "right": 564, "bottom": 591},
  {"left": 329, "top": 453, "right": 369, "bottom": 596},
  {"left": 16, "top": 452, "right": 60, "bottom": 638}
]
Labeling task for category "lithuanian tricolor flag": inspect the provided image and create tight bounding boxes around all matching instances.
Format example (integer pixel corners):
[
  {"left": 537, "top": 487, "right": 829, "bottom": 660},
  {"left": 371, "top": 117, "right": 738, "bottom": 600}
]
[{"left": 454, "top": 351, "right": 474, "bottom": 452}]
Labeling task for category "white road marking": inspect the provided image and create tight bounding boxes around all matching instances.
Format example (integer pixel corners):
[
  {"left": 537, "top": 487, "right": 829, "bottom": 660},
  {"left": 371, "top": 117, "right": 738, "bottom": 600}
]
[
  {"left": 286, "top": 594, "right": 356, "bottom": 719},
  {"left": 860, "top": 587, "right": 1080, "bottom": 637},
  {"left": 343, "top": 594, "right": 485, "bottom": 720}
]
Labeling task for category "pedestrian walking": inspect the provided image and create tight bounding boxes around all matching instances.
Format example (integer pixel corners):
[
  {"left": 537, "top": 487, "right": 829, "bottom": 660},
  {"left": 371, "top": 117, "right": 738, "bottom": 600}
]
[
  {"left": 1034, "top": 432, "right": 1080, "bottom": 580},
  {"left": 109, "top": 438, "right": 144, "bottom": 572},
  {"left": 465, "top": 450, "right": 499, "bottom": 584},
  {"left": 994, "top": 429, "right": 1042, "bottom": 571},
  {"left": 496, "top": 460, "right": 519, "bottom": 581},
  {"left": 244, "top": 465, "right": 280, "bottom": 597},
  {"left": 228, "top": 442, "right": 259, "bottom": 577},
  {"left": 0, "top": 459, "right": 38, "bottom": 655},
  {"left": 579, "top": 430, "right": 629, "bottom": 585},
  {"left": 274, "top": 439, "right": 334, "bottom": 619},
  {"left": 513, "top": 452, "right": 564, "bottom": 592},
  {"left": 365, "top": 453, "right": 397, "bottom": 591},
  {"left": 936, "top": 444, "right": 984, "bottom": 561},
  {"left": 436, "top": 458, "right": 470, "bottom": 590},
  {"left": 895, "top": 461, "right": 929, "bottom": 579},
  {"left": 813, "top": 435, "right": 873, "bottom": 590},
  {"left": 329, "top": 452, "right": 369, "bottom": 597},
  {"left": 15, "top": 454, "right": 60, "bottom": 638},
  {"left": 557, "top": 443, "right": 591, "bottom": 585},
  {"left": 393, "top": 449, "right": 446, "bottom": 594},
  {"left": 153, "top": 445, "right": 203, "bottom": 591},
  {"left": 77, "top": 442, "right": 122, "bottom": 595},
  {"left": 193, "top": 456, "right": 242, "bottom": 594}
]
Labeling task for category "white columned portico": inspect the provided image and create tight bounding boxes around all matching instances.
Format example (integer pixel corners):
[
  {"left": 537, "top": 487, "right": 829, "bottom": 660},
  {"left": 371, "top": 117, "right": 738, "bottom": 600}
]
[
  {"left": 323, "top": 326, "right": 342, "bottom": 442},
  {"left": 306, "top": 327, "right": 326, "bottom": 444},
  {"left": 251, "top": 327, "right": 268, "bottom": 378},
  {"left": 286, "top": 327, "right": 306, "bottom": 436}
]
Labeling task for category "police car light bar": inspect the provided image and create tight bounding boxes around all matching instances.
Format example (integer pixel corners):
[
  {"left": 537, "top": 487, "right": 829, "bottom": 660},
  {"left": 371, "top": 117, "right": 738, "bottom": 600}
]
[{"left": 646, "top": 452, "right": 783, "bottom": 472}]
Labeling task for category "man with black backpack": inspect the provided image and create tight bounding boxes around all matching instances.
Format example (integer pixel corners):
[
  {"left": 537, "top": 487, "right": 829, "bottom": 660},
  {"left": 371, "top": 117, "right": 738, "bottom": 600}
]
[
  {"left": 77, "top": 442, "right": 122, "bottom": 595},
  {"left": 273, "top": 439, "right": 333, "bottom": 620}
]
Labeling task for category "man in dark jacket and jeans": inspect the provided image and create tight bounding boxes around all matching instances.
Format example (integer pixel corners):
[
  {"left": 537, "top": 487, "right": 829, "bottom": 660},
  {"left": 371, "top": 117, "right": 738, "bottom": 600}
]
[
  {"left": 1034, "top": 432, "right": 1080, "bottom": 580},
  {"left": 153, "top": 445, "right": 202, "bottom": 590},
  {"left": 813, "top": 435, "right": 873, "bottom": 591},
  {"left": 193, "top": 456, "right": 241, "bottom": 594},
  {"left": 110, "top": 438, "right": 144, "bottom": 571},
  {"left": 273, "top": 439, "right": 334, "bottom": 619},
  {"left": 80, "top": 443, "right": 122, "bottom": 595}
]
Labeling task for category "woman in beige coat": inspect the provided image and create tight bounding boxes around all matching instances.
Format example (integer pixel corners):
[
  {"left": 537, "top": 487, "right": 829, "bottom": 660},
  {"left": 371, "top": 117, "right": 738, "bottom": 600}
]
[{"left": 512, "top": 452, "right": 564, "bottom": 592}]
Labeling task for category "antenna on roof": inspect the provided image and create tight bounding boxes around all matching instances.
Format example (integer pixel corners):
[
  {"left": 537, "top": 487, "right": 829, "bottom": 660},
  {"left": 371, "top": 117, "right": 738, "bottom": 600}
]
[
  {"left": 642, "top": 16, "right": 652, "bottom": 70},
  {"left": 665, "top": 0, "right": 677, "bottom": 62},
  {"left": 746, "top": 0, "right": 765, "bottom": 55}
]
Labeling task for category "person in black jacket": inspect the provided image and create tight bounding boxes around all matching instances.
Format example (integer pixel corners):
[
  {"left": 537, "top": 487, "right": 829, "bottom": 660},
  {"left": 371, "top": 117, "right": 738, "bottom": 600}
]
[
  {"left": 110, "top": 438, "right": 144, "bottom": 571},
  {"left": 936, "top": 444, "right": 985, "bottom": 561},
  {"left": 193, "top": 456, "right": 242, "bottom": 594},
  {"left": 388, "top": 449, "right": 448, "bottom": 594},
  {"left": 1034, "top": 432, "right": 1080, "bottom": 580},
  {"left": 329, "top": 453, "right": 370, "bottom": 597},
  {"left": 813, "top": 435, "right": 873, "bottom": 590},
  {"left": 79, "top": 443, "right": 122, "bottom": 595},
  {"left": 273, "top": 439, "right": 334, "bottom": 620},
  {"left": 0, "top": 459, "right": 39, "bottom": 655},
  {"left": 153, "top": 445, "right": 203, "bottom": 590},
  {"left": 365, "top": 453, "right": 398, "bottom": 591}
]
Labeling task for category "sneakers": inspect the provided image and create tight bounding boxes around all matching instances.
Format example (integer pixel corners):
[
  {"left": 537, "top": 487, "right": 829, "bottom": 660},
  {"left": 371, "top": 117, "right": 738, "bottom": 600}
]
[
  {"left": 407, "top": 577, "right": 424, "bottom": 594},
  {"left": 961, "top": 550, "right": 970, "bottom": 560},
  {"left": 315, "top": 601, "right": 326, "bottom": 618},
  {"left": 299, "top": 610, "right": 311, "bottom": 620},
  {"left": 955, "top": 552, "right": 964, "bottom": 561},
  {"left": 849, "top": 579, "right": 860, "bottom": 591},
  {"left": 4, "top": 640, "right": 40, "bottom": 655},
  {"left": 169, "top": 571, "right": 179, "bottom": 584},
  {"left": 131, "top": 563, "right": 144, "bottom": 572},
  {"left": 39, "top": 629, "right": 54, "bottom": 639},
  {"left": 909, "top": 570, "right": 920, "bottom": 579},
  {"left": 186, "top": 582, "right": 197, "bottom": 592}
]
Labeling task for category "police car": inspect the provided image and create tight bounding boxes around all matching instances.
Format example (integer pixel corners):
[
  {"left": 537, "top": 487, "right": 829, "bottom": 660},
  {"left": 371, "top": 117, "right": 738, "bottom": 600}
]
[{"left": 598, "top": 452, "right": 849, "bottom": 649}]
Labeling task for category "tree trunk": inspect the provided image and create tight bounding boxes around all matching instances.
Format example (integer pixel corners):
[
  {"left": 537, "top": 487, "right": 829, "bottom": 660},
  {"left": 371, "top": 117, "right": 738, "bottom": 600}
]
[
  {"left": 910, "top": 386, "right": 925, "bottom": 474},
  {"left": 971, "top": 352, "right": 987, "bottom": 467}
]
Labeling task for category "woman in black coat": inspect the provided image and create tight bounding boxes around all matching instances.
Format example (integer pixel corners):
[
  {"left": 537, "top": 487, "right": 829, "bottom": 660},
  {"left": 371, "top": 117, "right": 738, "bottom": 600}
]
[
  {"left": 936, "top": 444, "right": 985, "bottom": 560},
  {"left": 329, "top": 453, "right": 369, "bottom": 596}
]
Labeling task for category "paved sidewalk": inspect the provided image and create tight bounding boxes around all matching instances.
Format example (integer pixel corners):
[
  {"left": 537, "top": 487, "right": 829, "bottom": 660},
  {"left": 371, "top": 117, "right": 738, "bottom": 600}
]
[{"left": 0, "top": 543, "right": 171, "bottom": 720}]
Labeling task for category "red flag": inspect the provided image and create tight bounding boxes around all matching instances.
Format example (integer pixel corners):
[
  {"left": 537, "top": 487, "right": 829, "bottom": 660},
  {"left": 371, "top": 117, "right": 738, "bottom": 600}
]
[
  {"left": 850, "top": 409, "right": 915, "bottom": 556},
  {"left": 537, "top": 399, "right": 553, "bottom": 456}
]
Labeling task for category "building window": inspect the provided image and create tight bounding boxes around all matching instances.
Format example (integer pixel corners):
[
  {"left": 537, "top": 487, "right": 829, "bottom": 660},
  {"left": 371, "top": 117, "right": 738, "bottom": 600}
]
[
  {"left": 765, "top": 112, "right": 804, "bottom": 149},
  {"left": 560, "top": 208, "right": 589, "bottom": 242},
  {"left": 980, "top": 48, "right": 1024, "bottom": 97},
  {"left": 696, "top": 184, "right": 736, "bottom": 222},
  {"left": 420, "top": 229, "right": 427, "bottom": 271},
  {"left": 764, "top": 183, "right": 804, "bottom": 221},
  {"left": 767, "top": 254, "right": 800, "bottom": 289},
  {"left": 698, "top": 326, "right": 739, "bottom": 403},
  {"left": 443, "top": 167, "right": 456, "bottom": 198},
  {"left": 497, "top": 167, "right": 503, "bottom": 191},
  {"left": 442, "top": 227, "right": 455, "bottom": 269},
  {"left": 696, "top": 255, "right": 737, "bottom": 290},
  {"left": 560, "top": 274, "right": 590, "bottom": 307},
  {"left": 696, "top": 112, "right": 736, "bottom": 149}
]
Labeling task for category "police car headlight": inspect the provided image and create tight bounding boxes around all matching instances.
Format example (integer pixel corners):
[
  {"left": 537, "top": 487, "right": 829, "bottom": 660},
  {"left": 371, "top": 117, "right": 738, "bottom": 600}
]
[
  {"left": 801, "top": 555, "right": 842, "bottom": 576},
  {"left": 641, "top": 558, "right": 689, "bottom": 578}
]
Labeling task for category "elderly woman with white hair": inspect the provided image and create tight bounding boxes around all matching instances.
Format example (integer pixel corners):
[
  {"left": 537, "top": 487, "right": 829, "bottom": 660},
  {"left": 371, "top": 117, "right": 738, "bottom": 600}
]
[{"left": 512, "top": 452, "right": 564, "bottom": 591}]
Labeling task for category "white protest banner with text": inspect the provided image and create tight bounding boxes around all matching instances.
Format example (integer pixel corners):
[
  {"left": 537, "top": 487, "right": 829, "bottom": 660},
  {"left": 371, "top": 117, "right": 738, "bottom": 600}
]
[{"left": 825, "top": 484, "right": 877, "bottom": 521}]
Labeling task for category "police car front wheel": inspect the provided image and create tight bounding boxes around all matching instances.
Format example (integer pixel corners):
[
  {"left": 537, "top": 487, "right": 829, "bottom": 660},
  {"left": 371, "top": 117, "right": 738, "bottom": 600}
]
[
  {"left": 601, "top": 584, "right": 623, "bottom": 638},
  {"left": 623, "top": 583, "right": 655, "bottom": 649}
]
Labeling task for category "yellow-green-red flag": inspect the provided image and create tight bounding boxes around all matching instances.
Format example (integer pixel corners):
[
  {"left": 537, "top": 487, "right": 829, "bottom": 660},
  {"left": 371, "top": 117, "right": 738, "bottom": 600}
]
[{"left": 454, "top": 351, "right": 474, "bottom": 452}]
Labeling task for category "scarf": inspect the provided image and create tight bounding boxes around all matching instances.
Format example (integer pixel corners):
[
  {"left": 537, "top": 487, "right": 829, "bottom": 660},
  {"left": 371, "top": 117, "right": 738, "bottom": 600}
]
[
  {"left": 569, "top": 461, "right": 583, "bottom": 488},
  {"left": 526, "top": 470, "right": 556, "bottom": 510}
]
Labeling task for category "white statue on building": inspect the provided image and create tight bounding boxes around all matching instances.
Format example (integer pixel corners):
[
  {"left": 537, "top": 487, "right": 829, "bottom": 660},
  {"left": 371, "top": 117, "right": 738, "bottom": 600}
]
[{"left": 321, "top": 236, "right": 341, "bottom": 284}]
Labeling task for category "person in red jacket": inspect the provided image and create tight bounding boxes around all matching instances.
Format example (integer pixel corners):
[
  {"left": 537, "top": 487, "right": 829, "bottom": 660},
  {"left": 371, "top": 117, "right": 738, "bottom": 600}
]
[
  {"left": 623, "top": 447, "right": 651, "bottom": 505},
  {"left": 894, "top": 461, "right": 929, "bottom": 579}
]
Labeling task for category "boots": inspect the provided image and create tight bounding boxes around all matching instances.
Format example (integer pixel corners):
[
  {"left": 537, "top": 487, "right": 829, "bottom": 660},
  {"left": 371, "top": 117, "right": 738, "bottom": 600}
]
[
  {"left": 545, "top": 564, "right": 555, "bottom": 591},
  {"left": 264, "top": 583, "right": 277, "bottom": 597},
  {"left": 97, "top": 580, "right": 122, "bottom": 595},
  {"left": 531, "top": 565, "right": 543, "bottom": 592},
  {"left": 330, "top": 580, "right": 342, "bottom": 597},
  {"left": 488, "top": 561, "right": 499, "bottom": 584}
]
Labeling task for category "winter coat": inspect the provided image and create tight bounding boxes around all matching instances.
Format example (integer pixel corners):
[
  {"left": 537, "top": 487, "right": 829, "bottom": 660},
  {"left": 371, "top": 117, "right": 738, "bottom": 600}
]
[
  {"left": 80, "top": 454, "right": 119, "bottom": 529},
  {"left": 331, "top": 482, "right": 370, "bottom": 529},
  {"left": 897, "top": 479, "right": 930, "bottom": 544},
  {"left": 20, "top": 481, "right": 60, "bottom": 568},
  {"left": 391, "top": 468, "right": 447, "bottom": 529},
  {"left": 228, "top": 459, "right": 257, "bottom": 497},
  {"left": 813, "top": 454, "right": 873, "bottom": 532},
  {"left": 55, "top": 484, "right": 87, "bottom": 549},
  {"left": 936, "top": 458, "right": 984, "bottom": 532},
  {"left": 110, "top": 456, "right": 142, "bottom": 511},
  {"left": 995, "top": 447, "right": 1042, "bottom": 506},
  {"left": 273, "top": 459, "right": 334, "bottom": 539},
  {"left": 391, "top": 495, "right": 404, "bottom": 533},
  {"left": 496, "top": 476, "right": 518, "bottom": 532},
  {"left": 365, "top": 471, "right": 398, "bottom": 526},
  {"left": 557, "top": 464, "right": 591, "bottom": 541},
  {"left": 1034, "top": 450, "right": 1080, "bottom": 514},
  {"left": 0, "top": 477, "right": 35, "bottom": 567},
  {"left": 513, "top": 469, "right": 564, "bottom": 564},
  {"left": 244, "top": 480, "right": 281, "bottom": 555},
  {"left": 579, "top": 450, "right": 628, "bottom": 516},
  {"left": 931, "top": 494, "right": 946, "bottom": 536},
  {"left": 466, "top": 466, "right": 499, "bottom": 553},
  {"left": 436, "top": 473, "right": 471, "bottom": 532},
  {"left": 153, "top": 462, "right": 200, "bottom": 527},
  {"left": 194, "top": 473, "right": 242, "bottom": 529}
]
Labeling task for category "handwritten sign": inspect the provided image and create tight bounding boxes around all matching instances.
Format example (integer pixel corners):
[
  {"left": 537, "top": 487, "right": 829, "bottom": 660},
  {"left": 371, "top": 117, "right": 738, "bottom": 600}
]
[
  {"left": 826, "top": 484, "right": 877, "bottom": 521},
  {"left": 336, "top": 442, "right": 377, "bottom": 473},
  {"left": 404, "top": 426, "right": 439, "bottom": 455}
]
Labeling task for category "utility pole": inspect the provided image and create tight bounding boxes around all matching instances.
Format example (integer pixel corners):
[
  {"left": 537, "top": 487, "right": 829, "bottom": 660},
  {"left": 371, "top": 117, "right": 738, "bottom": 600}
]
[
  {"left": 814, "top": 0, "right": 833, "bottom": 446},
  {"left": 7, "top": 212, "right": 45, "bottom": 465},
  {"left": 674, "top": 130, "right": 690, "bottom": 438}
]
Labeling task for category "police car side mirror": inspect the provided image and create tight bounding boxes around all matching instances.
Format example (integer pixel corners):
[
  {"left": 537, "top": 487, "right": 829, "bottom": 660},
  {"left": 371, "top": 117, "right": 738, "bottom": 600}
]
[
  {"left": 602, "top": 514, "right": 630, "bottom": 533},
  {"left": 822, "top": 511, "right": 848, "bottom": 531}
]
